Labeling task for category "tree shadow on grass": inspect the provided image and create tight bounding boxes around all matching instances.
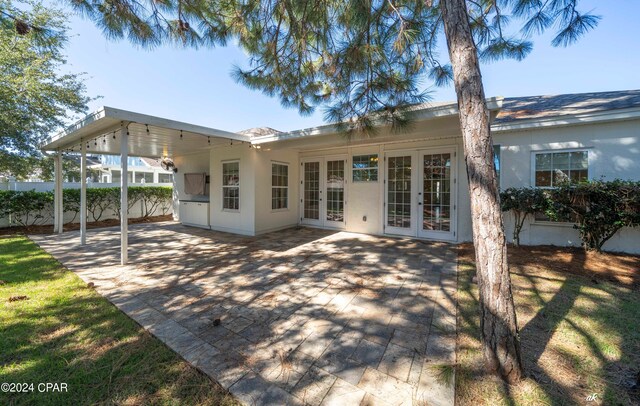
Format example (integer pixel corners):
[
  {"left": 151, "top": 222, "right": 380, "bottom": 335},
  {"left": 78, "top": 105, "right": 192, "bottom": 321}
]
[{"left": 457, "top": 244, "right": 640, "bottom": 405}]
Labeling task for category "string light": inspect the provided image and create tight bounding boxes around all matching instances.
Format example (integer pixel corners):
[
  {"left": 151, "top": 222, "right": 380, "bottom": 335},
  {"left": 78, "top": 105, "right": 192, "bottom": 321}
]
[
  {"left": 180, "top": 130, "right": 183, "bottom": 139},
  {"left": 146, "top": 124, "right": 150, "bottom": 134},
  {"left": 112, "top": 132, "right": 116, "bottom": 139},
  {"left": 208, "top": 137, "right": 211, "bottom": 145}
]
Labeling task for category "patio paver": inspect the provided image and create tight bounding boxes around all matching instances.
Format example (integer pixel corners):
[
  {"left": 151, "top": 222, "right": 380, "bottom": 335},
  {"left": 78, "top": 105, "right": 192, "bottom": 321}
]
[{"left": 31, "top": 222, "right": 457, "bottom": 406}]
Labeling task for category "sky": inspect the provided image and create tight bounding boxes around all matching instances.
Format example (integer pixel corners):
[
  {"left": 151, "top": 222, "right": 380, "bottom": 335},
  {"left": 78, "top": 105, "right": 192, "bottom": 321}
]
[{"left": 57, "top": 0, "right": 640, "bottom": 133}]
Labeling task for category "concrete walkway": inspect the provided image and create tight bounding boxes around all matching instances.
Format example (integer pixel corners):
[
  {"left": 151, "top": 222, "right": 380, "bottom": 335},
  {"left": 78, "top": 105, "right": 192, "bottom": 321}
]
[{"left": 31, "top": 222, "right": 457, "bottom": 406}]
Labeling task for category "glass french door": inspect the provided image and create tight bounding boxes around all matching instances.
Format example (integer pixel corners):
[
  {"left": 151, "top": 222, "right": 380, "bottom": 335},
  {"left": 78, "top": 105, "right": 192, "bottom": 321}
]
[
  {"left": 384, "top": 152, "right": 416, "bottom": 236},
  {"left": 384, "top": 148, "right": 456, "bottom": 241},
  {"left": 418, "top": 149, "right": 455, "bottom": 240},
  {"left": 301, "top": 157, "right": 346, "bottom": 229}
]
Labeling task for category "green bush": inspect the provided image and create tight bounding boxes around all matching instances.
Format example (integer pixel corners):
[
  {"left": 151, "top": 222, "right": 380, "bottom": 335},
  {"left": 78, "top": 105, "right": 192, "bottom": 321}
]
[
  {"left": 136, "top": 186, "right": 173, "bottom": 217},
  {"left": 546, "top": 180, "right": 640, "bottom": 251},
  {"left": 0, "top": 186, "right": 172, "bottom": 228},
  {"left": 86, "top": 187, "right": 119, "bottom": 221},
  {"left": 500, "top": 187, "right": 548, "bottom": 247},
  {"left": 63, "top": 188, "right": 80, "bottom": 224},
  {"left": 0, "top": 190, "right": 54, "bottom": 227}
]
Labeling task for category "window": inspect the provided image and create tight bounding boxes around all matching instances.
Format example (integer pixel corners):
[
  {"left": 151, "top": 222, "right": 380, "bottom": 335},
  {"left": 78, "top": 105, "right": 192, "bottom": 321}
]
[
  {"left": 534, "top": 150, "right": 588, "bottom": 188},
  {"left": 135, "top": 172, "right": 154, "bottom": 184},
  {"left": 222, "top": 161, "right": 239, "bottom": 210},
  {"left": 158, "top": 173, "right": 173, "bottom": 183},
  {"left": 352, "top": 154, "right": 378, "bottom": 182},
  {"left": 271, "top": 163, "right": 288, "bottom": 210},
  {"left": 493, "top": 145, "right": 501, "bottom": 185}
]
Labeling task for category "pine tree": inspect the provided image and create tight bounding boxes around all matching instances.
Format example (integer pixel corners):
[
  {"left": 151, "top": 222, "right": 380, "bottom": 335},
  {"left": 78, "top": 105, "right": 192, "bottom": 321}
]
[{"left": 65, "top": 0, "right": 599, "bottom": 382}]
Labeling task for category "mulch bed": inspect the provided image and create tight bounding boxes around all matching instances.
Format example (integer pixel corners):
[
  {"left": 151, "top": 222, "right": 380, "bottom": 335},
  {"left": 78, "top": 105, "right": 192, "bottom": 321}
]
[{"left": 458, "top": 243, "right": 640, "bottom": 289}]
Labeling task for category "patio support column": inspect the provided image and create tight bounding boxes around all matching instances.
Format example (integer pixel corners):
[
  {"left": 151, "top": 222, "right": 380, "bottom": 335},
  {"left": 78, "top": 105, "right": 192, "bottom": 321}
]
[
  {"left": 53, "top": 152, "right": 64, "bottom": 234},
  {"left": 120, "top": 122, "right": 129, "bottom": 265},
  {"left": 80, "top": 140, "right": 88, "bottom": 245}
]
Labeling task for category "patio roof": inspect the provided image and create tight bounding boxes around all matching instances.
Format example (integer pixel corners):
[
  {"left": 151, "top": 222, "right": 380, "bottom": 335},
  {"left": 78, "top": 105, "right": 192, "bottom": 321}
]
[{"left": 41, "top": 106, "right": 252, "bottom": 158}]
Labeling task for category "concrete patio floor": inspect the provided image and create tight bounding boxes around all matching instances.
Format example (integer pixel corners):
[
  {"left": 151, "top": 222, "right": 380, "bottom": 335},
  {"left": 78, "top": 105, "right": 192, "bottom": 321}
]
[{"left": 31, "top": 222, "right": 457, "bottom": 406}]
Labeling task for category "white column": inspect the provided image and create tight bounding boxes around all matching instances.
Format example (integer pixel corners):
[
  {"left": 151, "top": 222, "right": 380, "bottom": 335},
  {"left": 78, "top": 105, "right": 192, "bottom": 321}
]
[
  {"left": 80, "top": 140, "right": 87, "bottom": 244},
  {"left": 120, "top": 122, "right": 129, "bottom": 265},
  {"left": 53, "top": 152, "right": 63, "bottom": 233}
]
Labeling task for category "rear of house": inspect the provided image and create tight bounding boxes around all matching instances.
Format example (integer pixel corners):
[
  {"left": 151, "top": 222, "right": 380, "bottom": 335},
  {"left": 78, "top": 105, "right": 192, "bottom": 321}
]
[{"left": 172, "top": 90, "right": 640, "bottom": 254}]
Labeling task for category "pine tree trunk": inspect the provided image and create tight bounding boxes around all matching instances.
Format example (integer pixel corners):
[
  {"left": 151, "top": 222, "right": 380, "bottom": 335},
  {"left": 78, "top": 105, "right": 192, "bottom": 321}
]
[{"left": 440, "top": 0, "right": 523, "bottom": 383}]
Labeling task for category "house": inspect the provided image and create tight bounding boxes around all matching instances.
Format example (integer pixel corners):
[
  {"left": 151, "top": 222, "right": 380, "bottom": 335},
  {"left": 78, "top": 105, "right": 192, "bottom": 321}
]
[
  {"left": 89, "top": 155, "right": 173, "bottom": 184},
  {"left": 41, "top": 89, "right": 640, "bottom": 264}
]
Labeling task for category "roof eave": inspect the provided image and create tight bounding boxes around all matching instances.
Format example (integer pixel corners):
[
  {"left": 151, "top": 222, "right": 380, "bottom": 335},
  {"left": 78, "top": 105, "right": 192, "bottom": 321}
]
[
  {"left": 40, "top": 106, "right": 251, "bottom": 152},
  {"left": 492, "top": 106, "right": 640, "bottom": 132},
  {"left": 252, "top": 97, "right": 504, "bottom": 145}
]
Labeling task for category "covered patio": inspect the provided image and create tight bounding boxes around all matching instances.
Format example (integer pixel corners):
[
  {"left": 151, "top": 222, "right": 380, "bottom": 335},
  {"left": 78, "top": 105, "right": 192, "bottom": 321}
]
[
  {"left": 41, "top": 107, "right": 250, "bottom": 264},
  {"left": 31, "top": 222, "right": 457, "bottom": 405}
]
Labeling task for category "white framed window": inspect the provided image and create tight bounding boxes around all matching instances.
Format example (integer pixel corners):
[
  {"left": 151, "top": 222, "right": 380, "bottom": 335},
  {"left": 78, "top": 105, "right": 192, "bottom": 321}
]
[
  {"left": 222, "top": 161, "right": 239, "bottom": 210},
  {"left": 352, "top": 154, "right": 378, "bottom": 182},
  {"left": 533, "top": 149, "right": 588, "bottom": 223},
  {"left": 533, "top": 150, "right": 588, "bottom": 188},
  {"left": 271, "top": 162, "right": 288, "bottom": 210}
]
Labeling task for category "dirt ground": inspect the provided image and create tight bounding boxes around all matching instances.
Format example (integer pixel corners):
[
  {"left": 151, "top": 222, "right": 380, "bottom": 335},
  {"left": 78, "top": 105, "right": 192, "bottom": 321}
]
[
  {"left": 458, "top": 243, "right": 640, "bottom": 289},
  {"left": 0, "top": 215, "right": 173, "bottom": 236},
  {"left": 456, "top": 243, "right": 640, "bottom": 405}
]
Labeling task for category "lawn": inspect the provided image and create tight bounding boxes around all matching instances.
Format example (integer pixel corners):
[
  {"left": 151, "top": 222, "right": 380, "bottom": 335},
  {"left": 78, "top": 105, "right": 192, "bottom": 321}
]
[
  {"left": 456, "top": 244, "right": 640, "bottom": 405},
  {"left": 0, "top": 235, "right": 237, "bottom": 406}
]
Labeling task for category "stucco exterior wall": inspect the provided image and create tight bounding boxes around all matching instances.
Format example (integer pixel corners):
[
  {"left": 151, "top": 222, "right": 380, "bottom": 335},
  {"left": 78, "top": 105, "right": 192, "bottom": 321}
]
[
  {"left": 169, "top": 115, "right": 639, "bottom": 254},
  {"left": 254, "top": 148, "right": 300, "bottom": 235},
  {"left": 494, "top": 118, "right": 640, "bottom": 253},
  {"left": 209, "top": 144, "right": 257, "bottom": 235}
]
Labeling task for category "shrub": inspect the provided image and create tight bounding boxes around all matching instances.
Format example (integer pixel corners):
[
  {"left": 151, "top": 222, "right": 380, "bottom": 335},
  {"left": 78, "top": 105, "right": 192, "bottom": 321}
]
[
  {"left": 547, "top": 180, "right": 640, "bottom": 251},
  {"left": 0, "top": 186, "right": 172, "bottom": 227},
  {"left": 63, "top": 188, "right": 80, "bottom": 224},
  {"left": 86, "top": 188, "right": 119, "bottom": 221},
  {"left": 137, "top": 186, "right": 172, "bottom": 217},
  {"left": 500, "top": 187, "right": 548, "bottom": 247},
  {"left": 0, "top": 190, "right": 54, "bottom": 227}
]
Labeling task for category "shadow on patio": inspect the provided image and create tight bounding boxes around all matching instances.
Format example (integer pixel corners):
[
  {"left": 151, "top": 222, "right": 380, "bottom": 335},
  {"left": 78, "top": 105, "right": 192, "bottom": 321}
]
[{"left": 31, "top": 222, "right": 458, "bottom": 406}]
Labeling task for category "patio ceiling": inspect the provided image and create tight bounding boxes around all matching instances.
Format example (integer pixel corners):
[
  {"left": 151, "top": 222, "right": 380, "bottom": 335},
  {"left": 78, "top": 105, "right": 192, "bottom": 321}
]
[{"left": 41, "top": 106, "right": 252, "bottom": 158}]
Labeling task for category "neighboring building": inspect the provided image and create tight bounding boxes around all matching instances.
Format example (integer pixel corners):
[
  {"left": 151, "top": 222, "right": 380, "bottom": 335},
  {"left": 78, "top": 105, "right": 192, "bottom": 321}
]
[
  {"left": 90, "top": 155, "right": 173, "bottom": 184},
  {"left": 42, "top": 90, "right": 640, "bottom": 254}
]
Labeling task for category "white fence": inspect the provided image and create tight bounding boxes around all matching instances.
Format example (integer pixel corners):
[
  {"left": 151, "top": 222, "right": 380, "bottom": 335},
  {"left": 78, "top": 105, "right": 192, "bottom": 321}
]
[{"left": 0, "top": 182, "right": 174, "bottom": 228}]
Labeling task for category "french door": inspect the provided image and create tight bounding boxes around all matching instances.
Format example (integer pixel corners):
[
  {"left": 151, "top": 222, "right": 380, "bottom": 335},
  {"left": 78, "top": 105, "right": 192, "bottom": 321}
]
[
  {"left": 384, "top": 148, "right": 456, "bottom": 241},
  {"left": 301, "top": 156, "right": 347, "bottom": 229}
]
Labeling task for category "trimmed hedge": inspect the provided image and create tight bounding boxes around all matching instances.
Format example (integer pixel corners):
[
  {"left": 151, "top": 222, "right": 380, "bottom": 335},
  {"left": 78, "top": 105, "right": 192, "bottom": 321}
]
[
  {"left": 0, "top": 186, "right": 172, "bottom": 227},
  {"left": 500, "top": 187, "right": 548, "bottom": 247},
  {"left": 501, "top": 180, "right": 640, "bottom": 252}
]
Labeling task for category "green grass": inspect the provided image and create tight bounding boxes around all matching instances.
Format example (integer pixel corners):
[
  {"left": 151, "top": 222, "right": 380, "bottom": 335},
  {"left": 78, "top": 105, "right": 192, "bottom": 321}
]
[
  {"left": 0, "top": 236, "right": 237, "bottom": 405},
  {"left": 456, "top": 248, "right": 640, "bottom": 405}
]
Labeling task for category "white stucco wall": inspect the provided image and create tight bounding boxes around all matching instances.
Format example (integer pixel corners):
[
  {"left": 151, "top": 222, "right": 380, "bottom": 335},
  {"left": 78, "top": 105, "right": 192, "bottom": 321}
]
[
  {"left": 167, "top": 114, "right": 639, "bottom": 254},
  {"left": 494, "top": 118, "right": 640, "bottom": 253},
  {"left": 254, "top": 149, "right": 300, "bottom": 235},
  {"left": 209, "top": 144, "right": 257, "bottom": 235},
  {"left": 297, "top": 116, "right": 469, "bottom": 240}
]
